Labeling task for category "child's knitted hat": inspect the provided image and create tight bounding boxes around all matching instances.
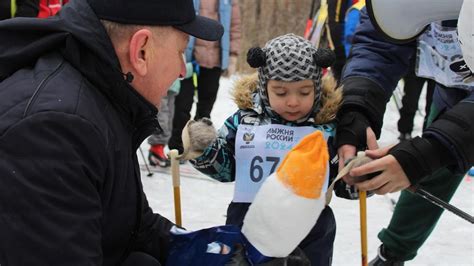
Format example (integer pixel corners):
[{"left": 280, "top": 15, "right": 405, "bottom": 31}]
[{"left": 247, "top": 34, "right": 335, "bottom": 123}]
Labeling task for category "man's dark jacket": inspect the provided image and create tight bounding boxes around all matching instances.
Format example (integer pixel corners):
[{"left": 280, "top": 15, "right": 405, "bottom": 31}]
[{"left": 0, "top": 0, "right": 174, "bottom": 265}]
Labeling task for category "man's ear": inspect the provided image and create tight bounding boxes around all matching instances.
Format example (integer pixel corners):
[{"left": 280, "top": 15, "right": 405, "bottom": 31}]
[{"left": 128, "top": 29, "right": 153, "bottom": 77}]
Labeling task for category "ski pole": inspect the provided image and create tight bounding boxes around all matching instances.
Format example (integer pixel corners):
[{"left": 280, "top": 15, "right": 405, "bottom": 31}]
[
  {"left": 304, "top": 0, "right": 317, "bottom": 39},
  {"left": 169, "top": 149, "right": 182, "bottom": 227},
  {"left": 139, "top": 147, "right": 153, "bottom": 177},
  {"left": 407, "top": 186, "right": 474, "bottom": 224},
  {"left": 359, "top": 191, "right": 368, "bottom": 266}
]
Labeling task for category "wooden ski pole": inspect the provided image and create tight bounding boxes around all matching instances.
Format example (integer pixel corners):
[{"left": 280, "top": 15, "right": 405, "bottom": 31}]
[
  {"left": 359, "top": 191, "right": 368, "bottom": 266},
  {"left": 169, "top": 149, "right": 182, "bottom": 227}
]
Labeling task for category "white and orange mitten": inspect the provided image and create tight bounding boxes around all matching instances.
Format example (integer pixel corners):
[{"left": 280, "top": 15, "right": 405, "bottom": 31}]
[{"left": 242, "top": 131, "right": 329, "bottom": 258}]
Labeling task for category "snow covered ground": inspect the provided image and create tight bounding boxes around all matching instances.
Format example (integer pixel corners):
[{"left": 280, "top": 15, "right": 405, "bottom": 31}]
[{"left": 139, "top": 76, "right": 474, "bottom": 265}]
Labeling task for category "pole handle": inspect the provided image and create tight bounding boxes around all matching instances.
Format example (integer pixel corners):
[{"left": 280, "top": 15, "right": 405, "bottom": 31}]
[
  {"left": 169, "top": 150, "right": 180, "bottom": 188},
  {"left": 169, "top": 149, "right": 182, "bottom": 226}
]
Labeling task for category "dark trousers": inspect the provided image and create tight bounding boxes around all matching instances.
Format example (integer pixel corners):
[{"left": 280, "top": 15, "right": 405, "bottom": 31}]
[
  {"left": 379, "top": 105, "right": 465, "bottom": 261},
  {"left": 226, "top": 202, "right": 336, "bottom": 266},
  {"left": 168, "top": 66, "right": 222, "bottom": 153},
  {"left": 397, "top": 72, "right": 435, "bottom": 134},
  {"left": 378, "top": 168, "right": 464, "bottom": 261}
]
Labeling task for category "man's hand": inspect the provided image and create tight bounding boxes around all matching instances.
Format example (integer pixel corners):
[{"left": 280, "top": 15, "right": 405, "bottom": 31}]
[{"left": 346, "top": 146, "right": 411, "bottom": 194}]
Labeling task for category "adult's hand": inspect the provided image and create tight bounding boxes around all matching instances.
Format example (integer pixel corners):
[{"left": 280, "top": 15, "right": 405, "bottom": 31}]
[
  {"left": 337, "top": 127, "right": 378, "bottom": 172},
  {"left": 347, "top": 146, "right": 411, "bottom": 194}
]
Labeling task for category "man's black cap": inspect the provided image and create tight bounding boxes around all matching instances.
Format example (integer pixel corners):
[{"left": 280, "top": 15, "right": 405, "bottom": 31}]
[{"left": 87, "top": 0, "right": 224, "bottom": 41}]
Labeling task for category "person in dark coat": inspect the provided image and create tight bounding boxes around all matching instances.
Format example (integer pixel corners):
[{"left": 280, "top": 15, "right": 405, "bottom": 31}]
[
  {"left": 335, "top": 7, "right": 473, "bottom": 266},
  {"left": 0, "top": 0, "right": 223, "bottom": 265},
  {"left": 0, "top": 0, "right": 39, "bottom": 20}
]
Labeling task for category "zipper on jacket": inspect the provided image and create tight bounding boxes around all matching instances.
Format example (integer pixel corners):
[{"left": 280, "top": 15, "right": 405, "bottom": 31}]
[{"left": 23, "top": 59, "right": 65, "bottom": 117}]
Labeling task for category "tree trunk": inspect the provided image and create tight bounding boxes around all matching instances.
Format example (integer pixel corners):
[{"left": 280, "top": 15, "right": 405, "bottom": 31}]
[{"left": 237, "top": 0, "right": 319, "bottom": 73}]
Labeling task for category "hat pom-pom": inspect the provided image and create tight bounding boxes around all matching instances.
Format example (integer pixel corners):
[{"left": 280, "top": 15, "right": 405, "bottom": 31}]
[
  {"left": 313, "top": 48, "right": 336, "bottom": 68},
  {"left": 247, "top": 47, "right": 266, "bottom": 68}
]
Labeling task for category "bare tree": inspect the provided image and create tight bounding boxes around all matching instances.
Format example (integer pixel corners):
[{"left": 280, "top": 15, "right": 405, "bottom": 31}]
[{"left": 237, "top": 0, "right": 319, "bottom": 73}]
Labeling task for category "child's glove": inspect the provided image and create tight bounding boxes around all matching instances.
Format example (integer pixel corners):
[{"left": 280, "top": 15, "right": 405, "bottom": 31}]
[
  {"left": 179, "top": 118, "right": 217, "bottom": 160},
  {"left": 334, "top": 179, "right": 374, "bottom": 200},
  {"left": 226, "top": 246, "right": 310, "bottom": 266},
  {"left": 260, "top": 247, "right": 310, "bottom": 266}
]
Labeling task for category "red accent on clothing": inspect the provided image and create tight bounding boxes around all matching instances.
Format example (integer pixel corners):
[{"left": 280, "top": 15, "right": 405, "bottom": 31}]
[{"left": 38, "top": 0, "right": 69, "bottom": 18}]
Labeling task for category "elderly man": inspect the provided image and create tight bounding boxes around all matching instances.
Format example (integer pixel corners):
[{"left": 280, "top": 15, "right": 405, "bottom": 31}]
[{"left": 0, "top": 0, "right": 222, "bottom": 265}]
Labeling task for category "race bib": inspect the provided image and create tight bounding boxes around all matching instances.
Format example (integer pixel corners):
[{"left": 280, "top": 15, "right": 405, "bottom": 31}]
[
  {"left": 233, "top": 124, "right": 331, "bottom": 203},
  {"left": 417, "top": 23, "right": 474, "bottom": 90}
]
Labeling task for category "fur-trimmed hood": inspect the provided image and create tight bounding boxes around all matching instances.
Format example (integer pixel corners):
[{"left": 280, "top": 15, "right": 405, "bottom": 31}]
[{"left": 232, "top": 73, "right": 342, "bottom": 124}]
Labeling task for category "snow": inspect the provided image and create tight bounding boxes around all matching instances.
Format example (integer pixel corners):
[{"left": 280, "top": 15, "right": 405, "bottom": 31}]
[{"left": 139, "top": 77, "right": 474, "bottom": 265}]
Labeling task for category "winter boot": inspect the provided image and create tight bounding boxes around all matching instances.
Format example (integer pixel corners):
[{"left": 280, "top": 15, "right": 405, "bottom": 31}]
[
  {"left": 368, "top": 245, "right": 404, "bottom": 266},
  {"left": 149, "top": 144, "right": 170, "bottom": 167}
]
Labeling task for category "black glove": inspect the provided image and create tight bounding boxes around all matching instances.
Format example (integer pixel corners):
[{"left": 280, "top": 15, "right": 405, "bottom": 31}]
[
  {"left": 225, "top": 246, "right": 310, "bottom": 266},
  {"left": 260, "top": 247, "right": 311, "bottom": 266},
  {"left": 334, "top": 179, "right": 375, "bottom": 199},
  {"left": 335, "top": 111, "right": 370, "bottom": 150},
  {"left": 225, "top": 244, "right": 250, "bottom": 266}
]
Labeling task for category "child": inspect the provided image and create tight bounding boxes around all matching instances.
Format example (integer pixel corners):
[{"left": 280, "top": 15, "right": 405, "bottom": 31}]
[{"left": 185, "top": 34, "right": 342, "bottom": 265}]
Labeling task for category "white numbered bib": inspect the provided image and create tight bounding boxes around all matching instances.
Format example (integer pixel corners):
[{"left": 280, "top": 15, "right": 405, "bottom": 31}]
[
  {"left": 417, "top": 23, "right": 474, "bottom": 90},
  {"left": 233, "top": 124, "right": 331, "bottom": 203}
]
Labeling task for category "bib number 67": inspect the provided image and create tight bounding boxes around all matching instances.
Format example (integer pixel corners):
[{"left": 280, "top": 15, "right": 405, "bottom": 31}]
[{"left": 250, "top": 156, "right": 280, "bottom": 182}]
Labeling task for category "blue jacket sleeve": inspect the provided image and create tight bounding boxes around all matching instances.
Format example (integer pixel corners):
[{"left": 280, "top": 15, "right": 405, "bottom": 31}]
[
  {"left": 342, "top": 7, "right": 416, "bottom": 91},
  {"left": 190, "top": 112, "right": 240, "bottom": 182},
  {"left": 343, "top": 9, "right": 360, "bottom": 57},
  {"left": 340, "top": 7, "right": 417, "bottom": 136}
]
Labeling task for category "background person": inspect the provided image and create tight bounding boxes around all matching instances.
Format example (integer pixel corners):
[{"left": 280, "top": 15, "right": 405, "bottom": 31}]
[
  {"left": 397, "top": 59, "right": 435, "bottom": 141},
  {"left": 0, "top": 0, "right": 39, "bottom": 20},
  {"left": 147, "top": 63, "right": 193, "bottom": 168},
  {"left": 168, "top": 0, "right": 242, "bottom": 155}
]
